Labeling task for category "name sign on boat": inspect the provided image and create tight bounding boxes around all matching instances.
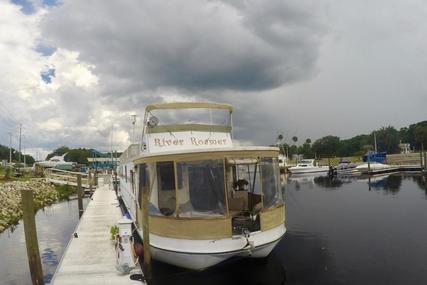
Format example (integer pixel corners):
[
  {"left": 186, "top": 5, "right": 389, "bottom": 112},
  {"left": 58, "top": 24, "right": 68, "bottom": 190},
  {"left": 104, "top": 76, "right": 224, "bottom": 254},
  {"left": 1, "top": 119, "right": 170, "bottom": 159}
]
[{"left": 146, "top": 131, "right": 232, "bottom": 153}]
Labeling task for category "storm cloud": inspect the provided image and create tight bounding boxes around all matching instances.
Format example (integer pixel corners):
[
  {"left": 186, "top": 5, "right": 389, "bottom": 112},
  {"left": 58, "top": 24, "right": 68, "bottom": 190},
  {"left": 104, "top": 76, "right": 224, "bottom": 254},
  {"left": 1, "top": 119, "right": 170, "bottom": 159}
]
[{"left": 42, "top": 0, "right": 323, "bottom": 92}]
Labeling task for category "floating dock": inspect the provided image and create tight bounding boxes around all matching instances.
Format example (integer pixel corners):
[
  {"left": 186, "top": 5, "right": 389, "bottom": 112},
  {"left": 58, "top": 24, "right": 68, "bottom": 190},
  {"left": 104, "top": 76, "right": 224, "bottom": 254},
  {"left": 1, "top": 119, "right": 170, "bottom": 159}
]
[
  {"left": 366, "top": 164, "right": 423, "bottom": 175},
  {"left": 50, "top": 183, "right": 144, "bottom": 285}
]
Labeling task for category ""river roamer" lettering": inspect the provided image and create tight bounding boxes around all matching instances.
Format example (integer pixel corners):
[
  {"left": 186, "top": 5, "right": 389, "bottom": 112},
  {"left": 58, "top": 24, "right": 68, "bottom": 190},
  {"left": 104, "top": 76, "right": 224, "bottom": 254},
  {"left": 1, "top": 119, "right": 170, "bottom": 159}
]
[
  {"left": 153, "top": 137, "right": 229, "bottom": 147},
  {"left": 190, "top": 137, "right": 227, "bottom": 146},
  {"left": 154, "top": 138, "right": 184, "bottom": 147}
]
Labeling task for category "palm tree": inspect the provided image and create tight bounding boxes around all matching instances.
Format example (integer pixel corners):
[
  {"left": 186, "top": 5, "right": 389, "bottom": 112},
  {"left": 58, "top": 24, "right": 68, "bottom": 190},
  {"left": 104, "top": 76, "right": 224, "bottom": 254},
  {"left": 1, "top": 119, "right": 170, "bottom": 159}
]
[
  {"left": 305, "top": 138, "right": 311, "bottom": 145},
  {"left": 292, "top": 136, "right": 298, "bottom": 145}
]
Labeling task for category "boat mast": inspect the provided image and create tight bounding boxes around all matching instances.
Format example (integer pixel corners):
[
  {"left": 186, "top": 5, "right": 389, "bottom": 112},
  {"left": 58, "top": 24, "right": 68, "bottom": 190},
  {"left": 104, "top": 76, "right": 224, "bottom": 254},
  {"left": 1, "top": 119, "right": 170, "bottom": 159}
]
[{"left": 374, "top": 132, "right": 377, "bottom": 152}]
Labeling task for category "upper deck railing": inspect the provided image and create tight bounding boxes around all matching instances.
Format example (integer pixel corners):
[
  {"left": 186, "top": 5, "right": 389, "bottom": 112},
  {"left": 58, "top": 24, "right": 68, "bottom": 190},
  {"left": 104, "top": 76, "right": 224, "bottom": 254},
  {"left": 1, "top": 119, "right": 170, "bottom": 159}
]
[{"left": 141, "top": 102, "right": 234, "bottom": 154}]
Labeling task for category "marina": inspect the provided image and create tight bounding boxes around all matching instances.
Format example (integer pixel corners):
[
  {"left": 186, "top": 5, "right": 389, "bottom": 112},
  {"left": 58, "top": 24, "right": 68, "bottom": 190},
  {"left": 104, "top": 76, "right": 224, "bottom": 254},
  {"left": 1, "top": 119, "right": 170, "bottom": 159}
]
[{"left": 3, "top": 1, "right": 427, "bottom": 284}]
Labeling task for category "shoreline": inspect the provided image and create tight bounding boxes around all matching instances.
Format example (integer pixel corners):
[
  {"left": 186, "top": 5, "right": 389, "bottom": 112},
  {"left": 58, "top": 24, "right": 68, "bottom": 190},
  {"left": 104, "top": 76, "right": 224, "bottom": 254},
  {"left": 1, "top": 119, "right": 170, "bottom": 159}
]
[{"left": 0, "top": 179, "right": 74, "bottom": 234}]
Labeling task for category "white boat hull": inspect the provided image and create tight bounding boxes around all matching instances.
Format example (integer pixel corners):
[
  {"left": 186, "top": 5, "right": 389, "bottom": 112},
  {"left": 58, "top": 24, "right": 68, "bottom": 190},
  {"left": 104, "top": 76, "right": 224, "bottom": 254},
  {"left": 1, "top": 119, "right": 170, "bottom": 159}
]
[
  {"left": 288, "top": 167, "right": 329, "bottom": 174},
  {"left": 140, "top": 224, "right": 286, "bottom": 270}
]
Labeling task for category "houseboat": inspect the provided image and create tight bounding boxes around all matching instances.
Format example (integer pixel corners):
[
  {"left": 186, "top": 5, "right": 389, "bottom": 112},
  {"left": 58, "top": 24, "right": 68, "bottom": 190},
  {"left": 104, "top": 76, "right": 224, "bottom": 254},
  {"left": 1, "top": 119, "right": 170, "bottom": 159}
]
[{"left": 118, "top": 102, "right": 286, "bottom": 270}]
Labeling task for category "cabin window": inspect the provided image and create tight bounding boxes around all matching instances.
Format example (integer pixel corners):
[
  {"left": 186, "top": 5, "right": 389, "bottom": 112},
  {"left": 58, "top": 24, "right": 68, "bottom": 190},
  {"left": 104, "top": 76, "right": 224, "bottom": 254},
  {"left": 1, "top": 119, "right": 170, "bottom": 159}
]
[
  {"left": 176, "top": 159, "right": 225, "bottom": 217},
  {"left": 150, "top": 161, "right": 176, "bottom": 216},
  {"left": 260, "top": 157, "right": 283, "bottom": 208}
]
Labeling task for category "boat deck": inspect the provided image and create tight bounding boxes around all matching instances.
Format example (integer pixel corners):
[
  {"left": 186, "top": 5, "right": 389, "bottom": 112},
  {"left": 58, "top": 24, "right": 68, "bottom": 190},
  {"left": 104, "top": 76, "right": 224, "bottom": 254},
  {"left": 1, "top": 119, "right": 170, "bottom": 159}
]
[{"left": 50, "top": 183, "right": 144, "bottom": 285}]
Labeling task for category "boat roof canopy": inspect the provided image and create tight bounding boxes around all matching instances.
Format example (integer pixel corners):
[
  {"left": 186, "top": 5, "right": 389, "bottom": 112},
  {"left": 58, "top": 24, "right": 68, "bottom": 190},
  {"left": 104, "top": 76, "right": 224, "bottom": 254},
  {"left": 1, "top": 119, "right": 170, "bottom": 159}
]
[{"left": 145, "top": 102, "right": 233, "bottom": 113}]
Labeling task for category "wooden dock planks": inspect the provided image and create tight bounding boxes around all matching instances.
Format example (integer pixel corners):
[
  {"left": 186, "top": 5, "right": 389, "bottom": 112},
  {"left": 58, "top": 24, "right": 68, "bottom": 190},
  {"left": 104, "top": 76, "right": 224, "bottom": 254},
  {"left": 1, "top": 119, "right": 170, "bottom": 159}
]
[{"left": 50, "top": 184, "right": 143, "bottom": 285}]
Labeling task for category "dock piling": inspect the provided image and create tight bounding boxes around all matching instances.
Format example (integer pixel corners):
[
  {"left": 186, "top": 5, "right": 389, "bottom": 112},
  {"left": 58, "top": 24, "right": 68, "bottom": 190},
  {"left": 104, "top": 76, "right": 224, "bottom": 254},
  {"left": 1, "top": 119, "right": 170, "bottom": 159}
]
[
  {"left": 142, "top": 183, "right": 152, "bottom": 283},
  {"left": 77, "top": 174, "right": 84, "bottom": 219},
  {"left": 88, "top": 171, "right": 93, "bottom": 194},
  {"left": 21, "top": 190, "right": 44, "bottom": 285}
]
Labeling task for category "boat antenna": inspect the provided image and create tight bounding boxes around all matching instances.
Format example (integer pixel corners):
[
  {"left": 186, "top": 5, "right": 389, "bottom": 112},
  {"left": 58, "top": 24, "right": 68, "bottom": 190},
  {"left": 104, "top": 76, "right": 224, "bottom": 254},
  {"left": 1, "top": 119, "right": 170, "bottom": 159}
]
[{"left": 374, "top": 132, "right": 377, "bottom": 152}]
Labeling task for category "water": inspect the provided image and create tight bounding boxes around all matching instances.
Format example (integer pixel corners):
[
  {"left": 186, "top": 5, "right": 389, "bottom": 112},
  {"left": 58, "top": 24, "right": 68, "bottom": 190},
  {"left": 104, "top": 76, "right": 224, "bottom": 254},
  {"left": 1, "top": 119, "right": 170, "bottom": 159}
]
[
  {"left": 0, "top": 198, "right": 89, "bottom": 285},
  {"left": 148, "top": 174, "right": 427, "bottom": 285},
  {"left": 1, "top": 175, "right": 427, "bottom": 285}
]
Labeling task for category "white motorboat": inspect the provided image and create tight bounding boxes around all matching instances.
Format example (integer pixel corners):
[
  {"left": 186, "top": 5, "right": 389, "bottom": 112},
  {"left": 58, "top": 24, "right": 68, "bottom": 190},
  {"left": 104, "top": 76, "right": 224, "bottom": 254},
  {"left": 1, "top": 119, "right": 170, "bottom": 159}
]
[
  {"left": 118, "top": 102, "right": 286, "bottom": 270},
  {"left": 335, "top": 159, "right": 359, "bottom": 175},
  {"left": 288, "top": 159, "right": 329, "bottom": 174},
  {"left": 355, "top": 162, "right": 394, "bottom": 174},
  {"left": 33, "top": 153, "right": 74, "bottom": 170}
]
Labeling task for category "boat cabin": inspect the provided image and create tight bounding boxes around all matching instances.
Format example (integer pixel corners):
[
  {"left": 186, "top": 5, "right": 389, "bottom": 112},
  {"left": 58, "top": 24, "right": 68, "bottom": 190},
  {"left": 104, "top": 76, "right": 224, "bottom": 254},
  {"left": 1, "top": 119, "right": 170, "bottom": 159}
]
[{"left": 119, "top": 102, "right": 285, "bottom": 241}]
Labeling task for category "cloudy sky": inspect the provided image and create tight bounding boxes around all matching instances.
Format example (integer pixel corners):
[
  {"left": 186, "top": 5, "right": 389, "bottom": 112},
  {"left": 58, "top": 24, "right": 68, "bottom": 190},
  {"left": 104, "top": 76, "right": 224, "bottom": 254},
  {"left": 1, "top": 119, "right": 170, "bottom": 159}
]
[{"left": 1, "top": 0, "right": 427, "bottom": 159}]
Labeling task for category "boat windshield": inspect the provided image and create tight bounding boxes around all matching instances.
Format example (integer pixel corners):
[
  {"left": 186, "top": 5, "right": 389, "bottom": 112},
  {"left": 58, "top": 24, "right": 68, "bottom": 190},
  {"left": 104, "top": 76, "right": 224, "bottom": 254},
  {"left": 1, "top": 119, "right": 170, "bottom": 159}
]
[
  {"left": 148, "top": 108, "right": 231, "bottom": 127},
  {"left": 226, "top": 157, "right": 283, "bottom": 213},
  {"left": 260, "top": 157, "right": 283, "bottom": 208},
  {"left": 299, "top": 160, "right": 313, "bottom": 164}
]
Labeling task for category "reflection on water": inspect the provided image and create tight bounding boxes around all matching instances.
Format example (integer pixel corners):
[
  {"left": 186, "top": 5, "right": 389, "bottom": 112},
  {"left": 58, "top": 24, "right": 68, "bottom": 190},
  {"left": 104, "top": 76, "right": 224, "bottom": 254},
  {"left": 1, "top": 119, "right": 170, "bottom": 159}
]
[
  {"left": 285, "top": 173, "right": 427, "bottom": 285},
  {"left": 0, "top": 198, "right": 88, "bottom": 285},
  {"left": 411, "top": 175, "right": 427, "bottom": 195}
]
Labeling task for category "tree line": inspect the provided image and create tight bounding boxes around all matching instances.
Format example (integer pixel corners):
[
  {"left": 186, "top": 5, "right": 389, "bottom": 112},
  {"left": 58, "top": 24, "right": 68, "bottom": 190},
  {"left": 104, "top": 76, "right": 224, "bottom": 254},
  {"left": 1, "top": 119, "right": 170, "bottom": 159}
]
[
  {"left": 0, "top": 144, "right": 35, "bottom": 165},
  {"left": 46, "top": 146, "right": 119, "bottom": 165},
  {"left": 277, "top": 120, "right": 427, "bottom": 159}
]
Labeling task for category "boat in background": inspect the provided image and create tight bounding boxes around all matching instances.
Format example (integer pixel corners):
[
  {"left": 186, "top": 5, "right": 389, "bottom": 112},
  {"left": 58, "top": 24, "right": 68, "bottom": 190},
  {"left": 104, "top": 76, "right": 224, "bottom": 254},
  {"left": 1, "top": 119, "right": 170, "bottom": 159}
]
[
  {"left": 33, "top": 153, "right": 75, "bottom": 171},
  {"left": 335, "top": 158, "right": 358, "bottom": 175},
  {"left": 288, "top": 159, "right": 329, "bottom": 174}
]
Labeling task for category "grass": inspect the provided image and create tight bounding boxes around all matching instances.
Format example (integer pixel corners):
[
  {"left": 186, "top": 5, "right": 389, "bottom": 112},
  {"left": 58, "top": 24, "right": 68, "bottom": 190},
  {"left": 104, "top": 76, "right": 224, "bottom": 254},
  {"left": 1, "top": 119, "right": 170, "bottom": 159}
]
[
  {"left": 0, "top": 166, "right": 37, "bottom": 183},
  {"left": 55, "top": 184, "right": 78, "bottom": 200}
]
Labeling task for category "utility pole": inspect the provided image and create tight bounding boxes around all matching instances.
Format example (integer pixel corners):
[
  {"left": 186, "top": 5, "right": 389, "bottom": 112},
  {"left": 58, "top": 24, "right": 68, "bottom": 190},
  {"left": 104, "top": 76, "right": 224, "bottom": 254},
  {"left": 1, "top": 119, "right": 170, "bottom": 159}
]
[
  {"left": 374, "top": 132, "right": 377, "bottom": 153},
  {"left": 131, "top": 115, "right": 137, "bottom": 144},
  {"left": 110, "top": 125, "right": 114, "bottom": 168},
  {"left": 8, "top": 132, "right": 12, "bottom": 164},
  {"left": 18, "top": 123, "right": 22, "bottom": 164}
]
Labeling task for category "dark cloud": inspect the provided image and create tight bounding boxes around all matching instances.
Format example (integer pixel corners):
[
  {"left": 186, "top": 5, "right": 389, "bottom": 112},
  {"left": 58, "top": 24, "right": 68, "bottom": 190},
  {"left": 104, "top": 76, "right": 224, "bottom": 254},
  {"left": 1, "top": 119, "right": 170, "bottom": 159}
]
[{"left": 42, "top": 0, "right": 323, "bottom": 93}]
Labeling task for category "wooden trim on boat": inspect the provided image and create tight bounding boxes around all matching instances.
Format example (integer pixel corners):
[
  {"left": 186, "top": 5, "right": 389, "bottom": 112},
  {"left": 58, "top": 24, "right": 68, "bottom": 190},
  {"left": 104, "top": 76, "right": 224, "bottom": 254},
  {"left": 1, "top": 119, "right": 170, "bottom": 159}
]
[
  {"left": 260, "top": 205, "right": 285, "bottom": 231},
  {"left": 135, "top": 149, "right": 279, "bottom": 164},
  {"left": 149, "top": 216, "right": 232, "bottom": 239}
]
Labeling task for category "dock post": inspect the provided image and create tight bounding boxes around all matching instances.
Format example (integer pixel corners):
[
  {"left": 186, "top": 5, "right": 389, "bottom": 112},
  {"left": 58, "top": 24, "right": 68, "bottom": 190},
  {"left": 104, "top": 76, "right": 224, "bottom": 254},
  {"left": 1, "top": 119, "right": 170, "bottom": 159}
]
[
  {"left": 77, "top": 174, "right": 84, "bottom": 219},
  {"left": 88, "top": 170, "right": 93, "bottom": 194},
  {"left": 114, "top": 171, "right": 118, "bottom": 195},
  {"left": 423, "top": 142, "right": 427, "bottom": 171},
  {"left": 142, "top": 184, "right": 152, "bottom": 283},
  {"left": 424, "top": 151, "right": 427, "bottom": 172},
  {"left": 21, "top": 190, "right": 44, "bottom": 285},
  {"left": 368, "top": 176, "right": 371, "bottom": 191}
]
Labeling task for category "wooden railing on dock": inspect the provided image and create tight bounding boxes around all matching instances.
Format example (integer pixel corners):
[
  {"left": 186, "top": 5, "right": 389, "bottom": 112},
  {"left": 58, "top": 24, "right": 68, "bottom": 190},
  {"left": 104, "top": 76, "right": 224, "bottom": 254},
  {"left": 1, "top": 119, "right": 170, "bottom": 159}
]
[{"left": 45, "top": 168, "right": 96, "bottom": 190}]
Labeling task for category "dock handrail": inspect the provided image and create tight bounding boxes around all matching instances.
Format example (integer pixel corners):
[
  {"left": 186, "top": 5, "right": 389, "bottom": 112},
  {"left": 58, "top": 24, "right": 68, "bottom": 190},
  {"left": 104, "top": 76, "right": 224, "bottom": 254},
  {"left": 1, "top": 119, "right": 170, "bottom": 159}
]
[{"left": 44, "top": 168, "right": 96, "bottom": 190}]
